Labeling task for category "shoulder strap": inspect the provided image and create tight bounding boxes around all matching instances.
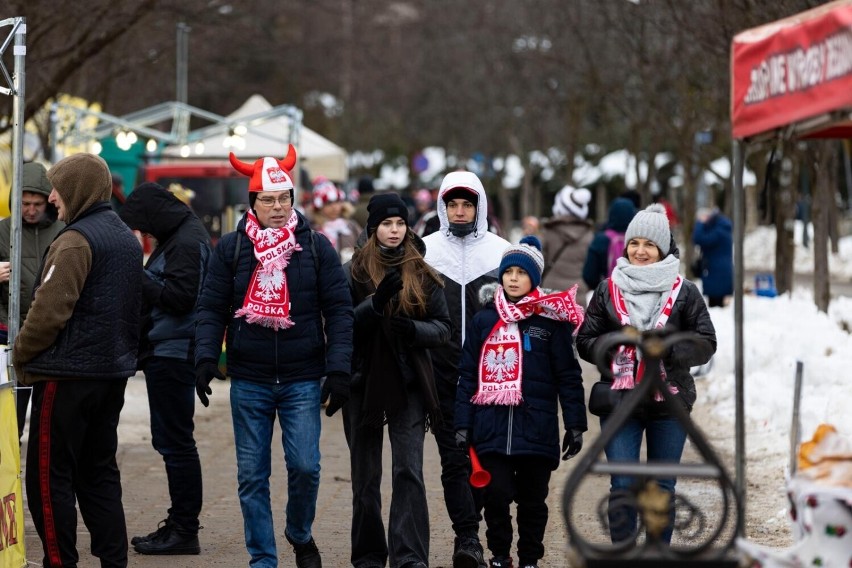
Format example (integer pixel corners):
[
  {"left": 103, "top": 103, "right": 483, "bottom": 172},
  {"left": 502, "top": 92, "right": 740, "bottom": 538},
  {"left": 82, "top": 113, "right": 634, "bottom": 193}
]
[
  {"left": 310, "top": 229, "right": 320, "bottom": 282},
  {"left": 541, "top": 240, "right": 572, "bottom": 280},
  {"left": 232, "top": 232, "right": 242, "bottom": 274}
]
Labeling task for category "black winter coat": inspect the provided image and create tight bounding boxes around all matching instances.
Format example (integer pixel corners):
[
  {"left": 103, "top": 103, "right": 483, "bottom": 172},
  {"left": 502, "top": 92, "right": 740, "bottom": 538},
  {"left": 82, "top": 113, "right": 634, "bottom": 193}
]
[
  {"left": 346, "top": 269, "right": 451, "bottom": 393},
  {"left": 576, "top": 277, "right": 716, "bottom": 413},
  {"left": 195, "top": 210, "right": 353, "bottom": 383},
  {"left": 119, "top": 184, "right": 211, "bottom": 363},
  {"left": 455, "top": 298, "right": 587, "bottom": 469}
]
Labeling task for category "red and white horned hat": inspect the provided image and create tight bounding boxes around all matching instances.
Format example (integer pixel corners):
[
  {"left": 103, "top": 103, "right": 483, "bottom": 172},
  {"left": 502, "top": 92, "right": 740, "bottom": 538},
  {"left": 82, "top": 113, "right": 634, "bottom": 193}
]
[{"left": 229, "top": 144, "right": 297, "bottom": 194}]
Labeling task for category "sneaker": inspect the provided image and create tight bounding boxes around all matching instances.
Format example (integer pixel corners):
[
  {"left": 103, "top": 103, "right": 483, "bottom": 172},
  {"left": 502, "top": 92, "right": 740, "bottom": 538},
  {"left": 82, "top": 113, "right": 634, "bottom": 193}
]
[
  {"left": 489, "top": 557, "right": 513, "bottom": 568},
  {"left": 131, "top": 518, "right": 172, "bottom": 546},
  {"left": 133, "top": 521, "right": 200, "bottom": 555},
  {"left": 453, "top": 536, "right": 485, "bottom": 568},
  {"left": 286, "top": 533, "right": 322, "bottom": 568}
]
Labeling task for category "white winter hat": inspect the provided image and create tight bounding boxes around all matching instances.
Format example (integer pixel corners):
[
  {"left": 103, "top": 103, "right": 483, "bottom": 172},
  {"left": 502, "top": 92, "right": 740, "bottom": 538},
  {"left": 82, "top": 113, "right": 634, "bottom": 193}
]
[
  {"left": 624, "top": 203, "right": 671, "bottom": 256},
  {"left": 552, "top": 185, "right": 592, "bottom": 219}
]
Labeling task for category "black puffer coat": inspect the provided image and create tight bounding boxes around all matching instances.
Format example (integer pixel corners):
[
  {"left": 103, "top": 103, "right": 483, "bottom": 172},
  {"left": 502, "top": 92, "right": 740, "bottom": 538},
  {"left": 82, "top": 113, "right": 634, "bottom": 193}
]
[
  {"left": 195, "top": 210, "right": 353, "bottom": 382},
  {"left": 576, "top": 277, "right": 716, "bottom": 413},
  {"left": 455, "top": 285, "right": 587, "bottom": 469}
]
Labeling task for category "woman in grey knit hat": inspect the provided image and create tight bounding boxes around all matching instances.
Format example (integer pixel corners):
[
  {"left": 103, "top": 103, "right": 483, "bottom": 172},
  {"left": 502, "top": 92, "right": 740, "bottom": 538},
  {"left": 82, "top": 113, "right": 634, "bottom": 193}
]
[{"left": 574, "top": 203, "right": 717, "bottom": 546}]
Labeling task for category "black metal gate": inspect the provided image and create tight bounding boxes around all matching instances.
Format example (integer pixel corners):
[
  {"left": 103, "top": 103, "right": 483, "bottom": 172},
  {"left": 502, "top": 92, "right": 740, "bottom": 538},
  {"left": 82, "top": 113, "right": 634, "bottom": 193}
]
[{"left": 562, "top": 328, "right": 742, "bottom": 567}]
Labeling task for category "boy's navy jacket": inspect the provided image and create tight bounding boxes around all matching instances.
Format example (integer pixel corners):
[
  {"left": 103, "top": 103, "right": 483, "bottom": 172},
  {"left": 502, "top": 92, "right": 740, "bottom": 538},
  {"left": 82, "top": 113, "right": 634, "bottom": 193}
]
[
  {"left": 455, "top": 287, "right": 587, "bottom": 469},
  {"left": 195, "top": 210, "right": 353, "bottom": 382}
]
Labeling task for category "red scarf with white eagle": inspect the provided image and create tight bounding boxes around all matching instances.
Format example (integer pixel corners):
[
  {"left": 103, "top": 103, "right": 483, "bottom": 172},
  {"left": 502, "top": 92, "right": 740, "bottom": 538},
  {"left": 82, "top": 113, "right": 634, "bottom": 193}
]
[
  {"left": 608, "top": 276, "right": 682, "bottom": 400},
  {"left": 234, "top": 208, "right": 302, "bottom": 330},
  {"left": 473, "top": 285, "right": 585, "bottom": 406}
]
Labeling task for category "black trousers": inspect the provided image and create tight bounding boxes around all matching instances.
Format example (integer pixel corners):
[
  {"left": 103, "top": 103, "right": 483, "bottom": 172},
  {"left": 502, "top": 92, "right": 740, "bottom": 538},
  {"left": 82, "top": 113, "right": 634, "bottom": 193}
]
[
  {"left": 433, "top": 376, "right": 482, "bottom": 539},
  {"left": 143, "top": 357, "right": 202, "bottom": 533},
  {"left": 26, "top": 379, "right": 129, "bottom": 568},
  {"left": 478, "top": 453, "right": 552, "bottom": 565}
]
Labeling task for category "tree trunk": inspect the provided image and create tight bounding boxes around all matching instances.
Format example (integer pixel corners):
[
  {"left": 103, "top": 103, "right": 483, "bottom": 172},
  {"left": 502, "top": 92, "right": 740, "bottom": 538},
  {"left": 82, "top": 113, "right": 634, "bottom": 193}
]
[
  {"left": 811, "top": 142, "right": 832, "bottom": 313},
  {"left": 774, "top": 144, "right": 797, "bottom": 296}
]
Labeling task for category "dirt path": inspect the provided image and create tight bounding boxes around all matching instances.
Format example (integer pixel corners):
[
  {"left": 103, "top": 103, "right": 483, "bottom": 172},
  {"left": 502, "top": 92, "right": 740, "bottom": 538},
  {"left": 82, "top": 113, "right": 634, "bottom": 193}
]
[{"left": 20, "top": 363, "right": 791, "bottom": 567}]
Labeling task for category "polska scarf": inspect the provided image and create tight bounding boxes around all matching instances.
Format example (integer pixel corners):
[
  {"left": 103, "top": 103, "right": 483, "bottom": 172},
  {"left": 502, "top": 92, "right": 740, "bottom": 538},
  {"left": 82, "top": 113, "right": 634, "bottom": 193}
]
[
  {"left": 473, "top": 285, "right": 585, "bottom": 406},
  {"left": 608, "top": 273, "right": 683, "bottom": 400},
  {"left": 234, "top": 208, "right": 302, "bottom": 330}
]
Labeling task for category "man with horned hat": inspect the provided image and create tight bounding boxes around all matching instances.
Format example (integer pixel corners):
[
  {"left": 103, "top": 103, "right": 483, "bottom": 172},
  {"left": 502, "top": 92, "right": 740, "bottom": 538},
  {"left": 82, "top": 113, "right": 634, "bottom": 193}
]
[{"left": 194, "top": 145, "right": 353, "bottom": 568}]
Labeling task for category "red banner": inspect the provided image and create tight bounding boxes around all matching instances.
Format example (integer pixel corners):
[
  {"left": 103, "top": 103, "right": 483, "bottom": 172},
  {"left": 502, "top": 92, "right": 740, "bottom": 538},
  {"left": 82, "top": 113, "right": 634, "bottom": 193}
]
[{"left": 731, "top": 0, "right": 852, "bottom": 139}]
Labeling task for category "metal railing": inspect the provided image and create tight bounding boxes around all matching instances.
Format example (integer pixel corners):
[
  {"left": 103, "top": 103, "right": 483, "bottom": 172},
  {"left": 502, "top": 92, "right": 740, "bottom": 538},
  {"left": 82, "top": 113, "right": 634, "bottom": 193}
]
[{"left": 562, "top": 327, "right": 742, "bottom": 566}]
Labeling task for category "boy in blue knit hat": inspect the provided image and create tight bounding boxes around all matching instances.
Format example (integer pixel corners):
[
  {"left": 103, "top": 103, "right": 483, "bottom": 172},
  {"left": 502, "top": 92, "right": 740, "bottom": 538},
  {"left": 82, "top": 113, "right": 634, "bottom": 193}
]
[{"left": 454, "top": 236, "right": 587, "bottom": 568}]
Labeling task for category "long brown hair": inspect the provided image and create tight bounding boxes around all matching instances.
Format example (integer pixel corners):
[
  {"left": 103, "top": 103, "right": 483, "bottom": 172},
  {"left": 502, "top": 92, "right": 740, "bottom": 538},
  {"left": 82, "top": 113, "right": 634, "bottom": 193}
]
[{"left": 351, "top": 230, "right": 443, "bottom": 317}]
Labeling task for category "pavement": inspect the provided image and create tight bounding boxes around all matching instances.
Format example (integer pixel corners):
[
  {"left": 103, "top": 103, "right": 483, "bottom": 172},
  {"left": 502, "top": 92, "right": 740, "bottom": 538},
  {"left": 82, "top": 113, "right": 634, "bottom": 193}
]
[
  {"left": 20, "top": 371, "right": 598, "bottom": 568},
  {"left": 19, "top": 355, "right": 777, "bottom": 567}
]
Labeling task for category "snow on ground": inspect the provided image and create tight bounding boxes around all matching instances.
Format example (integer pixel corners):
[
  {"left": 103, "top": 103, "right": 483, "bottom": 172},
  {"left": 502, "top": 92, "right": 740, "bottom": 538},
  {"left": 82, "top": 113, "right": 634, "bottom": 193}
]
[
  {"left": 744, "top": 221, "right": 852, "bottom": 280},
  {"left": 701, "top": 292, "right": 852, "bottom": 449},
  {"left": 708, "top": 222, "right": 852, "bottom": 464}
]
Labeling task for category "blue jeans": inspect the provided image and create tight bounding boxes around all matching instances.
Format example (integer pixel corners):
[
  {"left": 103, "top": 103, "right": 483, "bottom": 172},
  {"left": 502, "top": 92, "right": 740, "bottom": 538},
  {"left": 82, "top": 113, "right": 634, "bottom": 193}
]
[
  {"left": 231, "top": 379, "right": 322, "bottom": 568},
  {"left": 599, "top": 415, "right": 687, "bottom": 544},
  {"left": 343, "top": 388, "right": 429, "bottom": 568},
  {"left": 145, "top": 357, "right": 202, "bottom": 532}
]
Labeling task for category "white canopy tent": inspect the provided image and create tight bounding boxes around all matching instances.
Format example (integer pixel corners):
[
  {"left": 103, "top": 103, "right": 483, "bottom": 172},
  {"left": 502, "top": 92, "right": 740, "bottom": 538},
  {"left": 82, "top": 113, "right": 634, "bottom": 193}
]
[{"left": 161, "top": 94, "right": 348, "bottom": 182}]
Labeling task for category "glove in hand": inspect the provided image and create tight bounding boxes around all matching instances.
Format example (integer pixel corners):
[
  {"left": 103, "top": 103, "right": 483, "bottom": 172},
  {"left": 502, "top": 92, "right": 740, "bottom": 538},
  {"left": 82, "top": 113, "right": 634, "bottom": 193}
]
[
  {"left": 321, "top": 372, "right": 350, "bottom": 417},
  {"left": 562, "top": 429, "right": 583, "bottom": 460},
  {"left": 372, "top": 271, "right": 403, "bottom": 312},
  {"left": 455, "top": 428, "right": 470, "bottom": 449},
  {"left": 195, "top": 360, "right": 226, "bottom": 407},
  {"left": 390, "top": 317, "right": 415, "bottom": 338}
]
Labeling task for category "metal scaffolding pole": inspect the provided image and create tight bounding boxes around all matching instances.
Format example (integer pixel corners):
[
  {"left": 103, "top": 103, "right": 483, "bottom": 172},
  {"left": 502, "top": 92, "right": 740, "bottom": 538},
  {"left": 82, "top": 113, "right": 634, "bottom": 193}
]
[
  {"left": 0, "top": 16, "right": 26, "bottom": 383},
  {"left": 732, "top": 139, "right": 746, "bottom": 536}
]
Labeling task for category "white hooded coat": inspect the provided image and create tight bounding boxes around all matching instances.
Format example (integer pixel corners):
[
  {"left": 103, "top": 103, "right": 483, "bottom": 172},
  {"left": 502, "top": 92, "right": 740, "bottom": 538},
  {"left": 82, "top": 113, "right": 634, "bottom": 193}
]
[{"left": 423, "top": 171, "right": 510, "bottom": 384}]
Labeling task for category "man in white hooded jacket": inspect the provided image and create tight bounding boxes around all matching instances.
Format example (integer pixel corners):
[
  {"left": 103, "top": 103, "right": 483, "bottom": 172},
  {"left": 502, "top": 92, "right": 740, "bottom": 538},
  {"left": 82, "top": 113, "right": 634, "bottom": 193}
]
[{"left": 423, "top": 171, "right": 510, "bottom": 567}]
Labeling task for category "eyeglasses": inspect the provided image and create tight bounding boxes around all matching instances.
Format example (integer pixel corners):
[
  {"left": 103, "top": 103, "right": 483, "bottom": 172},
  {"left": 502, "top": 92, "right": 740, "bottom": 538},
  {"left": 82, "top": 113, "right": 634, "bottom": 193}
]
[{"left": 256, "top": 195, "right": 292, "bottom": 207}]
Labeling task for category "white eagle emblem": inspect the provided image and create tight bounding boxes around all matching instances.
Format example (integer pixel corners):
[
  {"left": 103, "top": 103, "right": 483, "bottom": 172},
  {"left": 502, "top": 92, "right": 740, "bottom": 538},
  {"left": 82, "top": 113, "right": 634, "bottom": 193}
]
[
  {"left": 484, "top": 345, "right": 518, "bottom": 382},
  {"left": 255, "top": 268, "right": 284, "bottom": 301}
]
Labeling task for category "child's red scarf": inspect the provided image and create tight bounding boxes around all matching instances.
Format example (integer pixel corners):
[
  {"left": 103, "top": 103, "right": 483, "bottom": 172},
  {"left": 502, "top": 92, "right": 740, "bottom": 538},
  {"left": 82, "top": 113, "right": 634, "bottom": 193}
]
[
  {"left": 608, "top": 276, "right": 682, "bottom": 400},
  {"left": 234, "top": 209, "right": 302, "bottom": 330},
  {"left": 473, "top": 285, "right": 585, "bottom": 406}
]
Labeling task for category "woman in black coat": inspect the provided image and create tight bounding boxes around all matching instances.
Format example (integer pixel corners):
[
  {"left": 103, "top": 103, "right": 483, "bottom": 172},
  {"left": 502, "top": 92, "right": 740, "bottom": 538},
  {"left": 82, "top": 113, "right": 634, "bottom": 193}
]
[
  {"left": 576, "top": 204, "right": 716, "bottom": 546},
  {"left": 343, "top": 193, "right": 451, "bottom": 568}
]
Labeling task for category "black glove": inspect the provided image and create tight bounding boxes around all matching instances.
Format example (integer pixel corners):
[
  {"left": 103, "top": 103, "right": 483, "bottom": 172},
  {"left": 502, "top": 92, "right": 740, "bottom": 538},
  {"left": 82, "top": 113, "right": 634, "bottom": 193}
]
[
  {"left": 195, "top": 360, "right": 226, "bottom": 407},
  {"left": 455, "top": 428, "right": 469, "bottom": 449},
  {"left": 321, "top": 372, "right": 350, "bottom": 417},
  {"left": 372, "top": 271, "right": 403, "bottom": 312},
  {"left": 389, "top": 316, "right": 415, "bottom": 337},
  {"left": 562, "top": 429, "right": 583, "bottom": 460}
]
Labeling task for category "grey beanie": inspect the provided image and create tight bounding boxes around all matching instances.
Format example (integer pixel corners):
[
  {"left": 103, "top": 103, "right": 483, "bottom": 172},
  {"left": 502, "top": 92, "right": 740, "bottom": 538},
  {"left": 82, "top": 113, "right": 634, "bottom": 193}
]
[{"left": 624, "top": 203, "right": 671, "bottom": 255}]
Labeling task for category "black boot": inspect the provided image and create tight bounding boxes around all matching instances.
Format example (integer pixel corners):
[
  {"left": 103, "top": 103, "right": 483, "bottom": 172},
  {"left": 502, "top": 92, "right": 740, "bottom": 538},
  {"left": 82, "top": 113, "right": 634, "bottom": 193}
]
[
  {"left": 453, "top": 536, "right": 486, "bottom": 568},
  {"left": 131, "top": 518, "right": 172, "bottom": 546},
  {"left": 133, "top": 520, "right": 200, "bottom": 555},
  {"left": 286, "top": 533, "right": 322, "bottom": 568}
]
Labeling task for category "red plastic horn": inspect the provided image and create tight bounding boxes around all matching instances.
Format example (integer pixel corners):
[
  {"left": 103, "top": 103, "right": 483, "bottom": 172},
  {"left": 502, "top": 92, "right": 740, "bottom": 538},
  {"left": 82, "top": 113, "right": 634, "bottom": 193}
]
[{"left": 468, "top": 447, "right": 491, "bottom": 488}]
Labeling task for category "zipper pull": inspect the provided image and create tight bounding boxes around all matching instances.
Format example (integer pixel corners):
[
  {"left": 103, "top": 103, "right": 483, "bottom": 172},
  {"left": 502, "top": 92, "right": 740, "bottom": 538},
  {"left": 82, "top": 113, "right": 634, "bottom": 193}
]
[{"left": 523, "top": 332, "right": 531, "bottom": 352}]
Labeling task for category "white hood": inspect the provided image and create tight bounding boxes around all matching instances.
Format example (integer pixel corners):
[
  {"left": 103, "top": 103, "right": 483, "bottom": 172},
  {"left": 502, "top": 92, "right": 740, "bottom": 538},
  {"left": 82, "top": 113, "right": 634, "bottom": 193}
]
[
  {"left": 435, "top": 171, "right": 490, "bottom": 236},
  {"left": 423, "top": 170, "right": 510, "bottom": 284}
]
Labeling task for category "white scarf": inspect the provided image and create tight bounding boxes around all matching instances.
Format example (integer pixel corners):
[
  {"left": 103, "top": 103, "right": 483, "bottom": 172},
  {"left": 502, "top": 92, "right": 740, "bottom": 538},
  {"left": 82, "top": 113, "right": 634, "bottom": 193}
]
[
  {"left": 473, "top": 285, "right": 584, "bottom": 406},
  {"left": 234, "top": 208, "right": 302, "bottom": 330},
  {"left": 608, "top": 255, "right": 682, "bottom": 399}
]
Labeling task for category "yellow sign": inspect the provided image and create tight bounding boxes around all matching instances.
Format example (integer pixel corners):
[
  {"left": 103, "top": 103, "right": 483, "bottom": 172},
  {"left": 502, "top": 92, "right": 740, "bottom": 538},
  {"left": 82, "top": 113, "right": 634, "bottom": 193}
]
[{"left": 0, "top": 386, "right": 25, "bottom": 568}]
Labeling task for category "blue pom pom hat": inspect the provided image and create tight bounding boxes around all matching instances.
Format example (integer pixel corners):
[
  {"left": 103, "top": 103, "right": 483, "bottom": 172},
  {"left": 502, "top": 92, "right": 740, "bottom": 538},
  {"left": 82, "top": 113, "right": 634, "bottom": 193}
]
[{"left": 499, "top": 235, "right": 545, "bottom": 289}]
